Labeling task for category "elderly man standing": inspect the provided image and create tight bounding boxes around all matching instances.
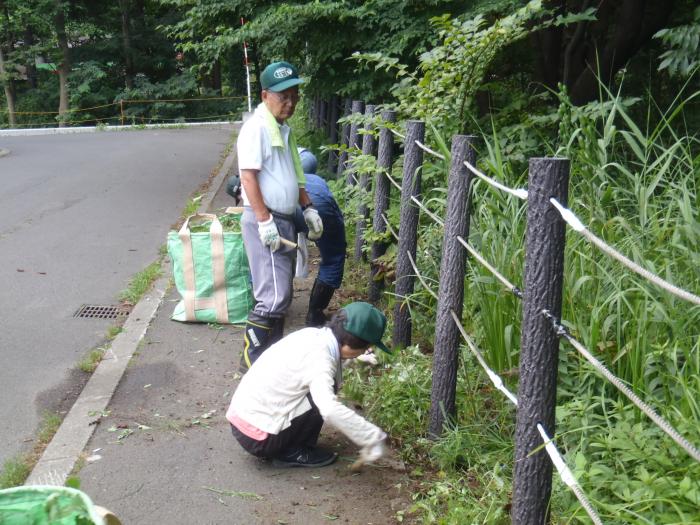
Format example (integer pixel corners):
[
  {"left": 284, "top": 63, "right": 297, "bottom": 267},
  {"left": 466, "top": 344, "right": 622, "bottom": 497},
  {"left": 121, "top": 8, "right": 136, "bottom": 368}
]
[{"left": 237, "top": 61, "right": 323, "bottom": 370}]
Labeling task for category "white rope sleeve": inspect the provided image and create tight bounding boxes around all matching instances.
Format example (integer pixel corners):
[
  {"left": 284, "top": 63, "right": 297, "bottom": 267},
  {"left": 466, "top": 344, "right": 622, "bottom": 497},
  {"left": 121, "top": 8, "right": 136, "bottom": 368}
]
[
  {"left": 406, "top": 251, "right": 439, "bottom": 301},
  {"left": 550, "top": 198, "right": 700, "bottom": 306},
  {"left": 464, "top": 160, "right": 528, "bottom": 200},
  {"left": 384, "top": 168, "right": 446, "bottom": 228},
  {"left": 389, "top": 128, "right": 406, "bottom": 140},
  {"left": 414, "top": 140, "right": 446, "bottom": 160},
  {"left": 410, "top": 195, "right": 445, "bottom": 227},
  {"left": 383, "top": 169, "right": 404, "bottom": 192},
  {"left": 380, "top": 213, "right": 399, "bottom": 241},
  {"left": 450, "top": 310, "right": 518, "bottom": 406},
  {"left": 537, "top": 424, "right": 603, "bottom": 525},
  {"left": 542, "top": 310, "right": 700, "bottom": 464},
  {"left": 456, "top": 236, "right": 523, "bottom": 298}
]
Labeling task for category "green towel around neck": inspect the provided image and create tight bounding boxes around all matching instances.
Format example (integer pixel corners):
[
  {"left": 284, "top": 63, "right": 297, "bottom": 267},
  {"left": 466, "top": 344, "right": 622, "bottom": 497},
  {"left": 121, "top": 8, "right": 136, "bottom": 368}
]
[{"left": 257, "top": 103, "right": 306, "bottom": 187}]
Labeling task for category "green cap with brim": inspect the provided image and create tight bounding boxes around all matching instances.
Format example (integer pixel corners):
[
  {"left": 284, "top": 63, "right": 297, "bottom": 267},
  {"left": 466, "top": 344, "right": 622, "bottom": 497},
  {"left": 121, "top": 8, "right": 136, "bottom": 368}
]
[
  {"left": 260, "top": 61, "right": 304, "bottom": 92},
  {"left": 342, "top": 302, "right": 392, "bottom": 354}
]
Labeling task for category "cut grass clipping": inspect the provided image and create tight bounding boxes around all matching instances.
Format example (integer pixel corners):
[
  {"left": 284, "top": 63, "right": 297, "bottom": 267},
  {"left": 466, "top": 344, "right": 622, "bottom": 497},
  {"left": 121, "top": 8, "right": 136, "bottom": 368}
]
[{"left": 119, "top": 261, "right": 161, "bottom": 305}]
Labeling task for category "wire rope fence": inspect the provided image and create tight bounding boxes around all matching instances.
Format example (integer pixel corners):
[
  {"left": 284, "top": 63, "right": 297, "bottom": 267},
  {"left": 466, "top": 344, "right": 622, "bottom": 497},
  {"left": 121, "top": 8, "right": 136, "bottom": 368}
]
[{"left": 309, "top": 96, "right": 700, "bottom": 523}]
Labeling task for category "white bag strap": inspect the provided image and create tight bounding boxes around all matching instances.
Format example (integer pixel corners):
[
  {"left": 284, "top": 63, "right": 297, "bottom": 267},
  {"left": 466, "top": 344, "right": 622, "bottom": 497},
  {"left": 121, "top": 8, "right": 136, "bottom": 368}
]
[
  {"left": 295, "top": 233, "right": 309, "bottom": 278},
  {"left": 178, "top": 214, "right": 229, "bottom": 323}
]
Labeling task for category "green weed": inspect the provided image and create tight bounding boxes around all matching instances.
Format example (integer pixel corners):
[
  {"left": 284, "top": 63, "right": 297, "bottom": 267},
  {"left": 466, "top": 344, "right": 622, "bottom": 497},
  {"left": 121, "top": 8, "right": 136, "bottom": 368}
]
[
  {"left": 182, "top": 195, "right": 203, "bottom": 218},
  {"left": 106, "top": 326, "right": 122, "bottom": 340},
  {"left": 118, "top": 261, "right": 161, "bottom": 305},
  {"left": 0, "top": 456, "right": 31, "bottom": 489},
  {"left": 0, "top": 411, "right": 64, "bottom": 488},
  {"left": 76, "top": 347, "right": 106, "bottom": 373}
]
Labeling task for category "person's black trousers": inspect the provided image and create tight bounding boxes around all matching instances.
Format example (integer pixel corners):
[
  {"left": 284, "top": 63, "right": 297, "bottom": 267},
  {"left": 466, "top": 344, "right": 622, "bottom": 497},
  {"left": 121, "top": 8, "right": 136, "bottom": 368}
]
[{"left": 231, "top": 399, "right": 323, "bottom": 459}]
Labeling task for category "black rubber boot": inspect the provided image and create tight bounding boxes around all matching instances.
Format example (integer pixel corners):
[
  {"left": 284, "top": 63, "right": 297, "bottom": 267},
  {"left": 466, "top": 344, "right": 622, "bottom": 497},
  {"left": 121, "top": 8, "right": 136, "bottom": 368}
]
[
  {"left": 305, "top": 279, "right": 336, "bottom": 327},
  {"left": 240, "top": 315, "right": 275, "bottom": 372}
]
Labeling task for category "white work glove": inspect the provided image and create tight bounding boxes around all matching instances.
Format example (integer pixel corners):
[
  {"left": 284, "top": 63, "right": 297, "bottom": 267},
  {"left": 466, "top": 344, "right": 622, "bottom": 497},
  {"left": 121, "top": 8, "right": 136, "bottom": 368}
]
[
  {"left": 360, "top": 433, "right": 387, "bottom": 464},
  {"left": 355, "top": 350, "right": 379, "bottom": 366},
  {"left": 303, "top": 207, "right": 323, "bottom": 241},
  {"left": 258, "top": 216, "right": 281, "bottom": 251}
]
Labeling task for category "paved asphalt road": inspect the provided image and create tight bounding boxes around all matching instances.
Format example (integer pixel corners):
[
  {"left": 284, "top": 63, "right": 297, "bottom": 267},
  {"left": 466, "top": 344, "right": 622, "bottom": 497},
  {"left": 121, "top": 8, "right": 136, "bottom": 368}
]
[{"left": 0, "top": 127, "right": 233, "bottom": 467}]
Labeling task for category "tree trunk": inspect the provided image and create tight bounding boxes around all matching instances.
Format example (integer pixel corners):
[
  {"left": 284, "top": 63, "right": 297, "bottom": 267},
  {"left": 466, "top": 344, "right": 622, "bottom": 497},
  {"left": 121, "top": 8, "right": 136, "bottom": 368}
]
[
  {"left": 0, "top": 45, "right": 17, "bottom": 127},
  {"left": 211, "top": 59, "right": 222, "bottom": 94},
  {"left": 54, "top": 0, "right": 70, "bottom": 127},
  {"left": 532, "top": 26, "right": 562, "bottom": 90},
  {"left": 0, "top": 0, "right": 16, "bottom": 127},
  {"left": 119, "top": 0, "right": 134, "bottom": 89},
  {"left": 534, "top": 0, "right": 675, "bottom": 105},
  {"left": 24, "top": 27, "right": 38, "bottom": 89},
  {"left": 133, "top": 0, "right": 146, "bottom": 38},
  {"left": 568, "top": 0, "right": 674, "bottom": 104}
]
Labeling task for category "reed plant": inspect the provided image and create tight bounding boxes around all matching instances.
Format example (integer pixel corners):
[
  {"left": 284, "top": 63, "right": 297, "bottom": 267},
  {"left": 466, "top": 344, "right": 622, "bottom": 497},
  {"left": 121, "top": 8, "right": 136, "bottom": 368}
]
[{"left": 342, "top": 81, "right": 700, "bottom": 522}]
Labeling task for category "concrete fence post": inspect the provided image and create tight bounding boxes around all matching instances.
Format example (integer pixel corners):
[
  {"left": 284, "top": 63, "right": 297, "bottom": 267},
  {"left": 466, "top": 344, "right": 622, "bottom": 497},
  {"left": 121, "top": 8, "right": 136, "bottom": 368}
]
[
  {"left": 392, "top": 120, "right": 425, "bottom": 348},
  {"left": 354, "top": 104, "right": 377, "bottom": 262},
  {"left": 428, "top": 135, "right": 477, "bottom": 437},
  {"left": 369, "top": 110, "right": 397, "bottom": 303},
  {"left": 512, "top": 157, "right": 570, "bottom": 525}
]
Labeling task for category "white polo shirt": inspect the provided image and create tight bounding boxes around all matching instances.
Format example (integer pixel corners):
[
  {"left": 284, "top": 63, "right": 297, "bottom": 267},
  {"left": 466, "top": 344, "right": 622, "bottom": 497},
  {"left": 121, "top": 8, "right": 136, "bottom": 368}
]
[{"left": 237, "top": 105, "right": 300, "bottom": 216}]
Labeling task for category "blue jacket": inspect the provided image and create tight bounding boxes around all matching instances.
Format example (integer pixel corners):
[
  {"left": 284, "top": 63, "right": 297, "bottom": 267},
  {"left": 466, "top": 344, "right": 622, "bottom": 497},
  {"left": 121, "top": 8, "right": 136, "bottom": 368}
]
[{"left": 295, "top": 174, "right": 346, "bottom": 288}]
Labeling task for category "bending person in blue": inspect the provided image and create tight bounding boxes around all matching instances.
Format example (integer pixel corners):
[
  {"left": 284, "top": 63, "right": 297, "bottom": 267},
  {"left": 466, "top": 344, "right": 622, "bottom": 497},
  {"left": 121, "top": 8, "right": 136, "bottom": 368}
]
[{"left": 294, "top": 148, "right": 347, "bottom": 327}]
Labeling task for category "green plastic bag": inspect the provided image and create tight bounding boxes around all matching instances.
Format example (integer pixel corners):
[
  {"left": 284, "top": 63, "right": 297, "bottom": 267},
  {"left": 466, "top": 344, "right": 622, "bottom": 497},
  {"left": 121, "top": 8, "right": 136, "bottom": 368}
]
[
  {"left": 168, "top": 212, "right": 253, "bottom": 324},
  {"left": 0, "top": 485, "right": 105, "bottom": 525}
]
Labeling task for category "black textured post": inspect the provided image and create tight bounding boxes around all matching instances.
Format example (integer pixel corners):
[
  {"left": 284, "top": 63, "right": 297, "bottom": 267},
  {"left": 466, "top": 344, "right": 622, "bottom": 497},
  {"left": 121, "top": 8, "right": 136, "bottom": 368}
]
[
  {"left": 392, "top": 120, "right": 425, "bottom": 348},
  {"left": 336, "top": 99, "right": 352, "bottom": 179},
  {"left": 345, "top": 100, "right": 365, "bottom": 186},
  {"left": 326, "top": 95, "right": 338, "bottom": 139},
  {"left": 312, "top": 94, "right": 320, "bottom": 128},
  {"left": 369, "top": 110, "right": 396, "bottom": 303},
  {"left": 354, "top": 104, "right": 377, "bottom": 262},
  {"left": 326, "top": 97, "right": 340, "bottom": 173},
  {"left": 319, "top": 98, "right": 328, "bottom": 132},
  {"left": 428, "top": 135, "right": 476, "bottom": 437},
  {"left": 512, "top": 157, "right": 570, "bottom": 525}
]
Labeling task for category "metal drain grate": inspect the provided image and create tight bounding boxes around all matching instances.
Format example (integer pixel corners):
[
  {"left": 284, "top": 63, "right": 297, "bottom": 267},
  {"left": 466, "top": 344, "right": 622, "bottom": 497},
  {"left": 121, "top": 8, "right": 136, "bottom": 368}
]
[{"left": 74, "top": 304, "right": 130, "bottom": 319}]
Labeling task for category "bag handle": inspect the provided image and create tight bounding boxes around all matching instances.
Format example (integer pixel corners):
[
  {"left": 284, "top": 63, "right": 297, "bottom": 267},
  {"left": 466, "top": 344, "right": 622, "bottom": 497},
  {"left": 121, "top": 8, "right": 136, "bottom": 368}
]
[{"left": 178, "top": 214, "right": 229, "bottom": 323}]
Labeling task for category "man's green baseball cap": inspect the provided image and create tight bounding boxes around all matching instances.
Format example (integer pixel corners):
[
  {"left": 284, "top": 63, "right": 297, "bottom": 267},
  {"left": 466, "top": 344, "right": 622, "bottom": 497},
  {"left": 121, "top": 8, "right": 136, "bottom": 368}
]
[
  {"left": 342, "top": 302, "right": 392, "bottom": 354},
  {"left": 260, "top": 61, "right": 304, "bottom": 92}
]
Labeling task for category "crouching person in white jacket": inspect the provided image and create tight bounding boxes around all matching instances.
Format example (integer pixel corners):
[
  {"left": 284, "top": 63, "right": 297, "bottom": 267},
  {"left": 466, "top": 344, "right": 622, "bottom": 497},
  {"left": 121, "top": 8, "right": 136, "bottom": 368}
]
[{"left": 226, "top": 302, "right": 390, "bottom": 468}]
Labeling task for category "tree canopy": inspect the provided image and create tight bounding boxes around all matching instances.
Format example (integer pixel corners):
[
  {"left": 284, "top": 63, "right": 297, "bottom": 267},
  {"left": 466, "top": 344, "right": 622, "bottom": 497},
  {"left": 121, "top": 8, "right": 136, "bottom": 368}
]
[{"left": 1, "top": 0, "right": 698, "bottom": 128}]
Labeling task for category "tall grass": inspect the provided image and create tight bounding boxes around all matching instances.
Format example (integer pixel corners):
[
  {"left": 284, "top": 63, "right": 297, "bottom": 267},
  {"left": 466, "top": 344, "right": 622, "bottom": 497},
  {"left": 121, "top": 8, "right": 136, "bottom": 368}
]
[{"left": 342, "top": 83, "right": 700, "bottom": 522}]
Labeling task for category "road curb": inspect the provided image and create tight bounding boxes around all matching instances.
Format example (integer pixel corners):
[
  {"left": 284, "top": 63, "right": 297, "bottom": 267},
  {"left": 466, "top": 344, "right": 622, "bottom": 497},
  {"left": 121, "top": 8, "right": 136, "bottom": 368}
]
[{"left": 25, "top": 131, "right": 240, "bottom": 486}]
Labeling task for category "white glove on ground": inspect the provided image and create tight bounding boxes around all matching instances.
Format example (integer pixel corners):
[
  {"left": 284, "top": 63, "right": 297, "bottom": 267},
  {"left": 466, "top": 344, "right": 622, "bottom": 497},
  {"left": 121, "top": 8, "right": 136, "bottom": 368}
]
[
  {"left": 258, "top": 216, "right": 281, "bottom": 251},
  {"left": 303, "top": 207, "right": 323, "bottom": 241}
]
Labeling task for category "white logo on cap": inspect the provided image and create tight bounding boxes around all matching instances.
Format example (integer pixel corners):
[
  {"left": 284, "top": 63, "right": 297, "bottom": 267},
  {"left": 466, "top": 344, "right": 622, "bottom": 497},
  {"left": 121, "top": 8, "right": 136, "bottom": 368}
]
[{"left": 273, "top": 67, "right": 293, "bottom": 79}]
